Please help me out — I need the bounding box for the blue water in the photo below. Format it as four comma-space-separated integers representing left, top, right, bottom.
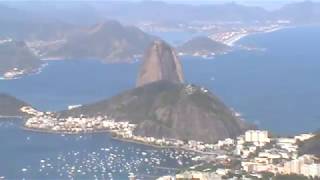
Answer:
160, 26, 320, 135
0, 119, 195, 179
0, 60, 139, 111
0, 26, 320, 179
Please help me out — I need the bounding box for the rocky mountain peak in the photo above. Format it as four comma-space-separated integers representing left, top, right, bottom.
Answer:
136, 40, 184, 87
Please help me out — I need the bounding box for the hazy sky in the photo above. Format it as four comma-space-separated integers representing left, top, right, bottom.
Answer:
141, 0, 318, 9
0, 0, 318, 9
126, 0, 318, 3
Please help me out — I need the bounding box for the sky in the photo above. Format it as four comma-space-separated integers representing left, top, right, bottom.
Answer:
123, 0, 319, 3
142, 0, 319, 9
0, 0, 318, 9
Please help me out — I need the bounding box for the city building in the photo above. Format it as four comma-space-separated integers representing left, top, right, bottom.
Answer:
245, 130, 270, 143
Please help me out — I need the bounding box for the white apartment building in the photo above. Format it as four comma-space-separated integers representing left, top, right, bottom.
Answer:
245, 130, 270, 143
283, 155, 320, 177
301, 163, 320, 178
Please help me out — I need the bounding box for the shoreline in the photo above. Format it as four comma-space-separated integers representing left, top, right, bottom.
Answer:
0, 62, 48, 81
23, 126, 184, 150
225, 26, 293, 47
185, 25, 294, 57
22, 126, 213, 155
0, 115, 23, 120
22, 126, 113, 135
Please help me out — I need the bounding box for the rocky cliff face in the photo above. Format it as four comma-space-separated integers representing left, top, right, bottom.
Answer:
136, 40, 184, 87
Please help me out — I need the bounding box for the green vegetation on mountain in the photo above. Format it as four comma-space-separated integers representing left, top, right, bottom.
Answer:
46, 21, 155, 62
0, 94, 28, 117
61, 81, 252, 143
299, 133, 320, 157
0, 40, 41, 75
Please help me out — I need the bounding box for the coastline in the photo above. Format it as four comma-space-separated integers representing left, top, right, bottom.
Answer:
0, 115, 23, 119
0, 62, 48, 81
40, 57, 65, 61
225, 33, 250, 46
22, 126, 213, 155
112, 136, 216, 155
22, 126, 113, 135
23, 126, 183, 150
226, 26, 293, 47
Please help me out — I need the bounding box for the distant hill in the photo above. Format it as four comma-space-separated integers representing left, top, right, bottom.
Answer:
92, 1, 269, 23
178, 36, 230, 56
0, 94, 29, 117
45, 21, 156, 62
0, 40, 41, 76
299, 133, 320, 157
274, 1, 320, 24
94, 1, 320, 25
1, 1, 102, 26
1, 1, 320, 39
0, 4, 74, 40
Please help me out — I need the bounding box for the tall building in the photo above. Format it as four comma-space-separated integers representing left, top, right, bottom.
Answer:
245, 130, 270, 143
283, 155, 320, 177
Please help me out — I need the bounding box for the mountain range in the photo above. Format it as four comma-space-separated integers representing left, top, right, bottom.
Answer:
0, 4, 73, 41
90, 1, 320, 24
0, 1, 319, 66
1, 1, 319, 33
273, 1, 320, 24
44, 21, 156, 62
